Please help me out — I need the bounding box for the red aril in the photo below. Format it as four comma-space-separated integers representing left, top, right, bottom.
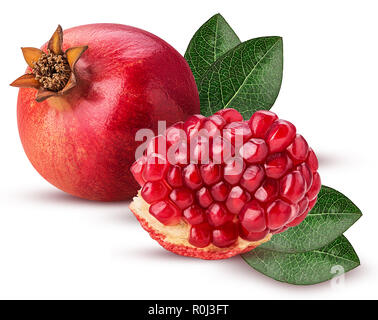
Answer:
307, 172, 321, 200
248, 110, 278, 138
224, 158, 246, 185
240, 165, 265, 193
306, 149, 319, 172
141, 181, 170, 204
280, 171, 307, 204
212, 222, 239, 248
149, 201, 181, 226
207, 203, 234, 227
196, 187, 214, 208
226, 186, 250, 214
169, 187, 194, 209
265, 120, 296, 153
189, 223, 212, 248
287, 134, 309, 163
211, 181, 230, 202
183, 164, 202, 190
166, 166, 183, 188
264, 152, 293, 179
239, 138, 268, 163
215, 108, 243, 123
184, 205, 206, 225
200, 162, 222, 186
266, 199, 293, 230
254, 178, 279, 203
239, 200, 266, 233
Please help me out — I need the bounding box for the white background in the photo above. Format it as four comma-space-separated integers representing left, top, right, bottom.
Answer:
0, 0, 376, 299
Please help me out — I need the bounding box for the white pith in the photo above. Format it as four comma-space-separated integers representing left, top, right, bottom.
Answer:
130, 191, 272, 252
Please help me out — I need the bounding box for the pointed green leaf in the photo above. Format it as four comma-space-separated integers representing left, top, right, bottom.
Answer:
199, 36, 283, 118
184, 13, 241, 85
260, 186, 362, 253
242, 235, 360, 285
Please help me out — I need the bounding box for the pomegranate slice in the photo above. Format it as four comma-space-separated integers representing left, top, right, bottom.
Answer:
130, 109, 321, 260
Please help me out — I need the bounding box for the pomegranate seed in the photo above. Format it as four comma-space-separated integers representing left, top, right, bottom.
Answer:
166, 165, 183, 188
171, 140, 188, 166
183, 164, 202, 190
215, 108, 243, 123
239, 200, 266, 233
297, 196, 309, 216
149, 201, 181, 226
254, 178, 279, 203
286, 209, 310, 227
240, 226, 269, 241
280, 171, 306, 204
190, 135, 210, 164
224, 157, 246, 185
287, 134, 309, 163
207, 203, 234, 227
265, 120, 296, 153
183, 205, 206, 225
264, 152, 293, 179
296, 162, 313, 191
287, 196, 317, 228
239, 138, 268, 163
306, 148, 319, 172
184, 114, 206, 140
141, 181, 170, 204
248, 110, 278, 138
131, 156, 146, 187
208, 114, 226, 129
211, 181, 230, 202
226, 186, 250, 214
189, 223, 212, 247
202, 117, 223, 139
196, 187, 214, 208
223, 121, 253, 148
211, 136, 233, 163
146, 135, 167, 156
200, 162, 222, 186
308, 197, 317, 211
240, 165, 265, 193
212, 222, 238, 248
165, 121, 185, 147
266, 199, 293, 230
169, 187, 194, 209
307, 172, 321, 200
143, 154, 169, 182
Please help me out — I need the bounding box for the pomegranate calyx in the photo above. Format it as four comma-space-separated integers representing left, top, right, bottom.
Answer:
10, 25, 88, 102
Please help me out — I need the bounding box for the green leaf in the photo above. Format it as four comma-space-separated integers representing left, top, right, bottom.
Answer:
260, 186, 362, 253
198, 36, 283, 118
242, 235, 360, 285
184, 14, 241, 85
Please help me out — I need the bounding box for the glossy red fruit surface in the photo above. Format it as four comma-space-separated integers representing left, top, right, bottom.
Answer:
130, 108, 321, 259
149, 201, 181, 226
141, 181, 170, 204
189, 223, 212, 248
16, 24, 200, 201
265, 120, 296, 153
183, 205, 206, 225
248, 110, 278, 138
212, 222, 239, 248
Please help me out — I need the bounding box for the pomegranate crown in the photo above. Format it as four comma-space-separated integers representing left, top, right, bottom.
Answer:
10, 25, 88, 102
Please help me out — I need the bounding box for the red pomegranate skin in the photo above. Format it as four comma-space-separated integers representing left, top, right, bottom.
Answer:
17, 24, 200, 201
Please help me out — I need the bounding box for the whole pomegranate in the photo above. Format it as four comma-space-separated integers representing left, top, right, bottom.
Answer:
130, 109, 321, 260
11, 24, 200, 201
